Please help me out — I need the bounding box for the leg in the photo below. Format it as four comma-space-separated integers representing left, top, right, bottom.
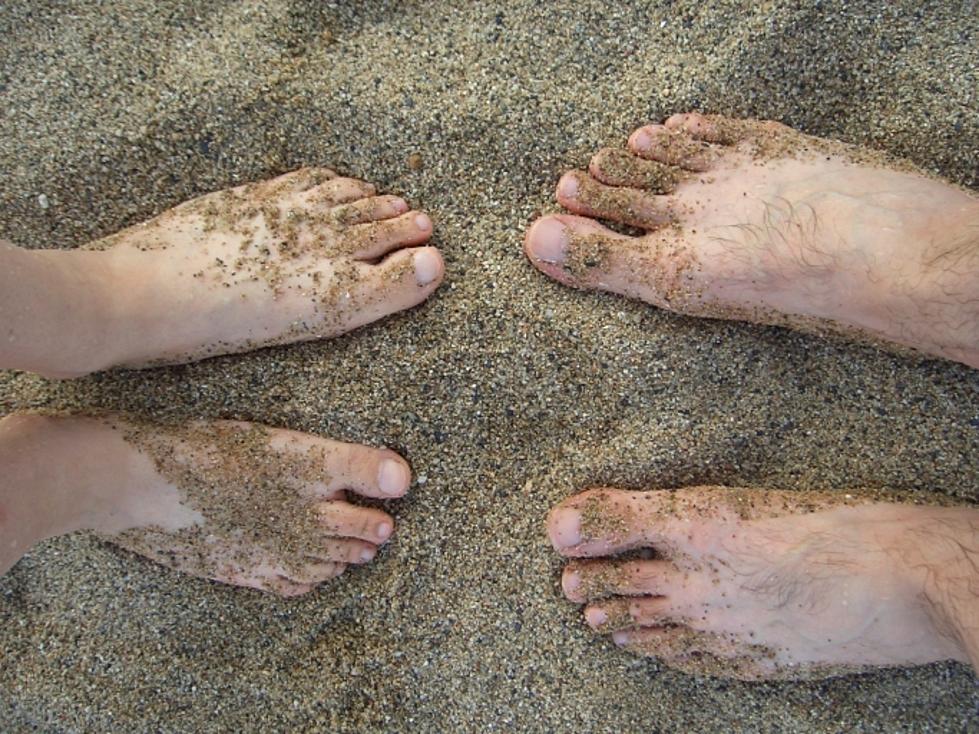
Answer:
525, 113, 979, 368
1, 168, 444, 378
0, 412, 411, 596
548, 486, 979, 679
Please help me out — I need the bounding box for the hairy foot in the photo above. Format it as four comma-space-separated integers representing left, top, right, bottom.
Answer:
0, 413, 412, 596
525, 113, 979, 368
547, 485, 979, 680
30, 168, 444, 377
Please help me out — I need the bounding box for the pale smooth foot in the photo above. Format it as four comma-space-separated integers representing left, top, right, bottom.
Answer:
547, 485, 979, 680
10, 167, 444, 378
0, 412, 412, 596
525, 113, 979, 368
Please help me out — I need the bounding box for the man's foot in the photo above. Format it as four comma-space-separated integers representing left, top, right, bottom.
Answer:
547, 486, 979, 680
525, 113, 979, 368
8, 168, 444, 378
0, 412, 411, 596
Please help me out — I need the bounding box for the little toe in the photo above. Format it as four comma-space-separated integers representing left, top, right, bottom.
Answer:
317, 538, 379, 565
330, 195, 409, 226
588, 148, 683, 193
306, 176, 377, 205
664, 112, 733, 143
288, 167, 339, 191
586, 596, 676, 631
628, 125, 717, 171
563, 559, 682, 603
612, 626, 770, 679
316, 501, 395, 544
556, 171, 674, 229
546, 488, 688, 557
347, 211, 434, 260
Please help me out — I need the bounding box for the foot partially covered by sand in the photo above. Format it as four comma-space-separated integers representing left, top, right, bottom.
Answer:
525, 113, 979, 368
0, 413, 411, 596
3, 168, 444, 378
548, 486, 979, 680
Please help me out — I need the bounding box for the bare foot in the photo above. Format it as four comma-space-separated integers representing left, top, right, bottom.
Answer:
0, 412, 412, 596
2, 168, 444, 378
547, 486, 979, 680
525, 113, 979, 368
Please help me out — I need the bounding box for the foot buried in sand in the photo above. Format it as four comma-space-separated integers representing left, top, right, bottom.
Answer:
547, 485, 979, 680
525, 112, 979, 368
0, 413, 411, 596
2, 167, 445, 378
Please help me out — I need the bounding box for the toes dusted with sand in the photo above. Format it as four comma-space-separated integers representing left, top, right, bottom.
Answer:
3, 414, 412, 597
547, 486, 978, 680
526, 112, 979, 368
79, 168, 444, 373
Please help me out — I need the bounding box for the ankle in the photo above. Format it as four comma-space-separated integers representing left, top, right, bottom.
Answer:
2, 247, 123, 378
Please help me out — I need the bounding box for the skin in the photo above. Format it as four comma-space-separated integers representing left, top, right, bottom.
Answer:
527, 113, 979, 678
0, 167, 445, 379
0, 168, 443, 594
547, 486, 979, 680
525, 112, 979, 368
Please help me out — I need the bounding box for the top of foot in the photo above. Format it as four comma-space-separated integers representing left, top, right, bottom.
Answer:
68, 168, 444, 375
525, 113, 979, 368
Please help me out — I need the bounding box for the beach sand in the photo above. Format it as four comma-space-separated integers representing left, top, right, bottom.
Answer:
1, 0, 978, 730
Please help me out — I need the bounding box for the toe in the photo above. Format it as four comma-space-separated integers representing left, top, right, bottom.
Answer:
563, 559, 682, 602
330, 195, 409, 226
316, 501, 395, 544
306, 176, 377, 205
611, 626, 769, 679
524, 214, 694, 307
588, 148, 683, 193
546, 488, 689, 557
265, 431, 412, 499
316, 538, 379, 565
664, 112, 732, 143
628, 125, 716, 171
586, 596, 676, 631
346, 211, 434, 260
556, 171, 674, 229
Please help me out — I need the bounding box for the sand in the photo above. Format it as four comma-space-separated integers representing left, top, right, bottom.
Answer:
1, 0, 978, 731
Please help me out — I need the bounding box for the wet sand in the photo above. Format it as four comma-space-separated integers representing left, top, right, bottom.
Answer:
1, 1, 978, 731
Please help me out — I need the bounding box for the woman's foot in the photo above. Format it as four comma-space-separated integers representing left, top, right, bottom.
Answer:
525, 113, 979, 368
0, 412, 411, 596
547, 486, 979, 680
2, 168, 444, 378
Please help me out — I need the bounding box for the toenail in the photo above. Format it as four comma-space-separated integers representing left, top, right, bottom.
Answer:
585, 608, 608, 628
612, 630, 628, 646
563, 571, 581, 593
415, 213, 432, 231
549, 508, 582, 547
360, 547, 376, 562
376, 521, 393, 541
528, 218, 569, 265
378, 458, 409, 496
414, 249, 441, 286
632, 130, 652, 151
558, 174, 580, 198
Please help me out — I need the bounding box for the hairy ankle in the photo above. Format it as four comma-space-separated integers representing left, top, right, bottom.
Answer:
895, 508, 979, 666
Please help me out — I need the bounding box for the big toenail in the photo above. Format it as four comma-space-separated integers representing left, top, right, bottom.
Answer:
632, 130, 652, 151
549, 508, 582, 547
586, 608, 608, 628
378, 458, 409, 496
415, 213, 432, 231
376, 521, 393, 541
414, 250, 441, 286
558, 174, 580, 198
529, 218, 569, 264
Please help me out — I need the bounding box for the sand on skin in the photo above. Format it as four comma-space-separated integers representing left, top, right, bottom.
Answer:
1, 1, 978, 731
